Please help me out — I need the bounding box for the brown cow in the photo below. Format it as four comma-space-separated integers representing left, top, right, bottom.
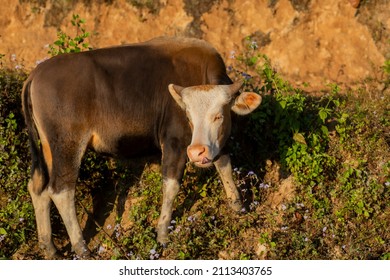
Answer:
22, 37, 261, 258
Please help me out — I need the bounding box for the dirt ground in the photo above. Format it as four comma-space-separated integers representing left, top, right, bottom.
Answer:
0, 0, 388, 90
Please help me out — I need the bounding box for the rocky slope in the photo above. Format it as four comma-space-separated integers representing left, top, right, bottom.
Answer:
0, 0, 388, 90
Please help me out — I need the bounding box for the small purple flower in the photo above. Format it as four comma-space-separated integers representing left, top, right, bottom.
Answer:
249, 201, 259, 210
127, 251, 134, 257
97, 245, 105, 254
259, 183, 270, 189
247, 171, 255, 176
150, 248, 159, 260
281, 204, 287, 211
250, 41, 258, 49
230, 50, 236, 59
385, 181, 390, 187
241, 72, 252, 80
0, 235, 5, 242
187, 216, 195, 222
174, 225, 182, 233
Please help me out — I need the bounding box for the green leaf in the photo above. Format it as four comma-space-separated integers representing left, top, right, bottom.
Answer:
0, 228, 7, 235
279, 100, 287, 109
321, 125, 329, 136
319, 109, 328, 123
293, 132, 307, 145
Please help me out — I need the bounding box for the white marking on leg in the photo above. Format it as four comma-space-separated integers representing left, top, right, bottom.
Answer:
50, 188, 89, 257
214, 154, 243, 211
157, 178, 180, 244
28, 180, 57, 258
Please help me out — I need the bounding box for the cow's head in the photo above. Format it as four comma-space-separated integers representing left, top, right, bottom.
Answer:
168, 81, 261, 168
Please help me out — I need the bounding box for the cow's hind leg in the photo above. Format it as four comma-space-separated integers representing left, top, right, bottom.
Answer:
28, 179, 58, 259
50, 188, 89, 258
48, 135, 91, 258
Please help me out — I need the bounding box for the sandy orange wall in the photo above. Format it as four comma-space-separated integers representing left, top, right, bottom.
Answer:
0, 0, 387, 89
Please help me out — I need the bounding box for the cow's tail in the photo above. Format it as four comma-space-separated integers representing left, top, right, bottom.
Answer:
22, 79, 49, 194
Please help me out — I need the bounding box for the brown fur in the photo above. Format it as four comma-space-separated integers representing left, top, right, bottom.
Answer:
192, 84, 216, 91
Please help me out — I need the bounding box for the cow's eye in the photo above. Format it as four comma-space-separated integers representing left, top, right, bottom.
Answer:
214, 114, 223, 122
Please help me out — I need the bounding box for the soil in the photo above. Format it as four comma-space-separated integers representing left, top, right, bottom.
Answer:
0, 0, 388, 90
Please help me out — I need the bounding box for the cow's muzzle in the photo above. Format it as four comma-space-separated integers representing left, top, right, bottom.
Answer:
187, 144, 213, 168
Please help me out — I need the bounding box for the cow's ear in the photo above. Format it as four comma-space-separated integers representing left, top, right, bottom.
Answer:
168, 84, 186, 110
231, 91, 262, 115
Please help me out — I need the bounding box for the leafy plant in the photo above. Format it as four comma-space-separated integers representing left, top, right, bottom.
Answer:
0, 68, 33, 259
48, 14, 92, 56
230, 37, 339, 187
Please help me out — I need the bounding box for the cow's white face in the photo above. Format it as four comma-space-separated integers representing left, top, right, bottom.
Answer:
169, 82, 262, 168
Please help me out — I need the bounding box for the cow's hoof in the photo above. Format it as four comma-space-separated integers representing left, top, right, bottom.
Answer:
40, 243, 59, 260
73, 242, 91, 259
157, 235, 169, 246
230, 199, 244, 213
157, 229, 169, 246
45, 251, 62, 260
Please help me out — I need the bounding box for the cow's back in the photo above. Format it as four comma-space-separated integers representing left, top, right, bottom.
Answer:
28, 37, 231, 157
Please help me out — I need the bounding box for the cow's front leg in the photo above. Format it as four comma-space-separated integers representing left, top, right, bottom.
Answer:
157, 137, 187, 245
157, 178, 180, 244
214, 153, 243, 212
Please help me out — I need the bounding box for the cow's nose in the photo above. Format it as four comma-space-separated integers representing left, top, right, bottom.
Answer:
187, 144, 211, 166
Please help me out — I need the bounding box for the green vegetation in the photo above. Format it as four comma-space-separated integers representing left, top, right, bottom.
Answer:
0, 63, 33, 259
48, 14, 92, 56
0, 20, 388, 260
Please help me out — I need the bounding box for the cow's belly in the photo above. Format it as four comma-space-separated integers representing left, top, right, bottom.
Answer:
90, 132, 159, 158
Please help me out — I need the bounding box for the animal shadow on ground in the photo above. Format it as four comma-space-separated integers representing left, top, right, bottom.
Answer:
78, 153, 162, 246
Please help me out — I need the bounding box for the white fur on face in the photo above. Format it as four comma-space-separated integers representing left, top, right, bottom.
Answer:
181, 86, 232, 165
